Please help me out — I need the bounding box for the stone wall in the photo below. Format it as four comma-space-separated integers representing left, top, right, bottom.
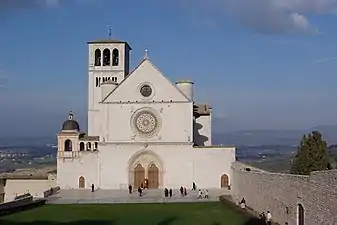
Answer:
4, 178, 56, 202
0, 179, 5, 203
232, 162, 337, 225
43, 186, 60, 198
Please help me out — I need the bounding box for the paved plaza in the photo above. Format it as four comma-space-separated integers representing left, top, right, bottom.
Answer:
47, 188, 230, 204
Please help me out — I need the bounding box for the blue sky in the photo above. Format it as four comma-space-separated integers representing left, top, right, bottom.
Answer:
0, 0, 337, 136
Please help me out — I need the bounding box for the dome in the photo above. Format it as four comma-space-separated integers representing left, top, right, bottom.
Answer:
62, 111, 80, 131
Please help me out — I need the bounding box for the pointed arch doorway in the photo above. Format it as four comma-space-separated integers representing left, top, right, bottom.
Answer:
133, 164, 145, 188
128, 150, 164, 189
148, 163, 159, 189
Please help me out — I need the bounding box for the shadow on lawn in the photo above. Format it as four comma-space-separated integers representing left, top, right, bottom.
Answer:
242, 217, 268, 225
0, 217, 178, 225
0, 221, 115, 225
211, 217, 266, 225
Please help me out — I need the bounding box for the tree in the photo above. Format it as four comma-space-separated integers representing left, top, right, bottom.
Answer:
291, 131, 330, 175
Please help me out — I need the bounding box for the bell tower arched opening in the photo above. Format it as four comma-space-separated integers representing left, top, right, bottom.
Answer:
79, 142, 85, 151
94, 49, 101, 66
64, 139, 72, 151
103, 48, 111, 66
112, 48, 119, 66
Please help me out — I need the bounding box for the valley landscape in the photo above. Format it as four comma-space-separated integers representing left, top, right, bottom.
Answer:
1, 121, 337, 174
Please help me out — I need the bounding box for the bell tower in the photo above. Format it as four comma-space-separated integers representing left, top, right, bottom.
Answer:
87, 38, 132, 136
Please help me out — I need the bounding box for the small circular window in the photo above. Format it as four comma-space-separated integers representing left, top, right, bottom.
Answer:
140, 84, 152, 97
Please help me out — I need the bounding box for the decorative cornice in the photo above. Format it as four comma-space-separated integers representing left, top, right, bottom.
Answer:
88, 68, 125, 72
100, 100, 192, 104
99, 141, 193, 146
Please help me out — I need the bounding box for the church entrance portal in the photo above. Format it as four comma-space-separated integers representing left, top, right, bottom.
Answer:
148, 164, 159, 189
298, 204, 304, 225
79, 176, 85, 188
134, 164, 145, 188
129, 150, 163, 189
220, 174, 229, 188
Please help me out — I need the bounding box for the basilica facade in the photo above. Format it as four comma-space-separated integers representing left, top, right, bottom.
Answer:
57, 39, 235, 190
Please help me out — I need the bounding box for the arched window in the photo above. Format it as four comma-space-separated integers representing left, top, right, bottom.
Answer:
112, 48, 119, 66
87, 142, 91, 150
94, 49, 101, 66
103, 48, 111, 66
79, 142, 85, 151
64, 140, 72, 152
94, 142, 98, 149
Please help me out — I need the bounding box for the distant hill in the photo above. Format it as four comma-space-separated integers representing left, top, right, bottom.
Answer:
311, 125, 337, 144
212, 121, 337, 146
212, 130, 303, 146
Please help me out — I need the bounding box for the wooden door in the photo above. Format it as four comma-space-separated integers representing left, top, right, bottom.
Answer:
79, 176, 85, 188
134, 164, 145, 188
148, 164, 159, 189
221, 174, 229, 188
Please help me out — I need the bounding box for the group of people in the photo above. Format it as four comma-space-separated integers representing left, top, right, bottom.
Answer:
239, 198, 274, 225
164, 188, 173, 197
128, 184, 144, 196
259, 211, 273, 225
197, 189, 209, 199
127, 181, 210, 199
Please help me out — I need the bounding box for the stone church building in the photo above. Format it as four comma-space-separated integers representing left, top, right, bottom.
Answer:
57, 38, 235, 190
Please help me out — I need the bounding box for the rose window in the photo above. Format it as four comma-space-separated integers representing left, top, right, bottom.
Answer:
135, 112, 157, 134
131, 108, 161, 137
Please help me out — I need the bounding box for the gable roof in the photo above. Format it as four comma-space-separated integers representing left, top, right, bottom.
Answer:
101, 58, 190, 103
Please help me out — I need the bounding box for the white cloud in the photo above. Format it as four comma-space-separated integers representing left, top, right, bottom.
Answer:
0, 0, 57, 9
178, 0, 337, 34
313, 56, 337, 64
0, 0, 91, 11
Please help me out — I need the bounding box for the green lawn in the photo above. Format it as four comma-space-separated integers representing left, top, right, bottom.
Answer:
0, 202, 254, 225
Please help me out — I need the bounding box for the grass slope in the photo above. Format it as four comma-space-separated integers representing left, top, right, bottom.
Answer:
1, 202, 251, 225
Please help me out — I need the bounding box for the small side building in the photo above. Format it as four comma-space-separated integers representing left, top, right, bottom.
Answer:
0, 168, 57, 203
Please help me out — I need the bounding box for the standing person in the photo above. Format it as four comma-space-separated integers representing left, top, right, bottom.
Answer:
164, 188, 168, 197
198, 189, 202, 199
138, 187, 142, 197
240, 198, 246, 209
91, 184, 95, 192
169, 189, 172, 197
184, 187, 187, 196
266, 211, 272, 225
180, 186, 184, 197
205, 189, 209, 199
192, 182, 196, 191
128, 185, 132, 194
